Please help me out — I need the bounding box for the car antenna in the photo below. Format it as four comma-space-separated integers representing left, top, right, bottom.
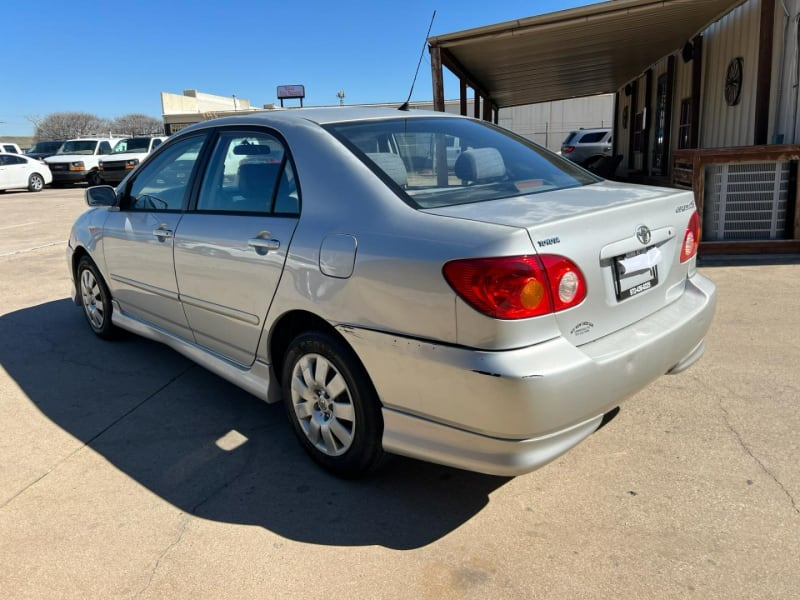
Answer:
399, 10, 437, 112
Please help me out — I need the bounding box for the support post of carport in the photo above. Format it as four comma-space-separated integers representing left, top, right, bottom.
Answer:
430, 45, 445, 112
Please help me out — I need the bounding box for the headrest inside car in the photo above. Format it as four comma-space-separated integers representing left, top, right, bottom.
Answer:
454, 147, 506, 182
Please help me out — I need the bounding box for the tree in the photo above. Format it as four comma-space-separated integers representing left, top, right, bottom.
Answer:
29, 111, 164, 141
32, 112, 112, 140
111, 113, 164, 136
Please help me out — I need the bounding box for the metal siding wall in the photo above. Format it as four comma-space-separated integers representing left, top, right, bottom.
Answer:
701, 0, 761, 148
773, 0, 800, 143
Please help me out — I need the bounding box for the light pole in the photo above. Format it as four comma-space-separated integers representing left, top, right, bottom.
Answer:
336, 90, 345, 106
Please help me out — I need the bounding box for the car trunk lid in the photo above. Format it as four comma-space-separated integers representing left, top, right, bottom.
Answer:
422, 181, 698, 346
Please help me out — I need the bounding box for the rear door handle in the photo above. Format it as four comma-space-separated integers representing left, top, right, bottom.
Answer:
248, 237, 280, 253
153, 228, 173, 239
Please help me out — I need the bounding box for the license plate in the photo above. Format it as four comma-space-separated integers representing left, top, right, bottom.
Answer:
613, 247, 659, 301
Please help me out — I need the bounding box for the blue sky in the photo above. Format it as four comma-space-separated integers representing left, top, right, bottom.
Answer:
1, 0, 601, 136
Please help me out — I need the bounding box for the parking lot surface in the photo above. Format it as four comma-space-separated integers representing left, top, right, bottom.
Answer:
1, 186, 798, 599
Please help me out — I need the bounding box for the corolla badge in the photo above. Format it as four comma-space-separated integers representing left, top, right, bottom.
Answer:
635, 225, 652, 245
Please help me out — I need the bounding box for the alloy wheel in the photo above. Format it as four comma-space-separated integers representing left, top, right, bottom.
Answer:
290, 353, 356, 456
80, 268, 105, 330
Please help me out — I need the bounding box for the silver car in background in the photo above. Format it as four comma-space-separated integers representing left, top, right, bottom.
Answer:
560, 127, 613, 167
67, 107, 716, 478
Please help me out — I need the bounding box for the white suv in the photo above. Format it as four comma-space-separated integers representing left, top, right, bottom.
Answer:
45, 137, 117, 186
98, 136, 167, 185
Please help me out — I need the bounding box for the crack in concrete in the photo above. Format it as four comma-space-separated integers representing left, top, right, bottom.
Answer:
135, 512, 192, 598
134, 455, 257, 597
0, 240, 67, 258
712, 390, 800, 517
0, 364, 197, 511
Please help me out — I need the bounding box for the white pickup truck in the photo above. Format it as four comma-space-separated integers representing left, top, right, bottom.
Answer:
45, 137, 117, 186
98, 136, 166, 185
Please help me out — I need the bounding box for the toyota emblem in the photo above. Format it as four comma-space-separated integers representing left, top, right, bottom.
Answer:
636, 225, 652, 245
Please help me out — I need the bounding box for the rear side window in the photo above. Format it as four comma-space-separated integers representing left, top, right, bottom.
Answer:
562, 132, 578, 145
577, 132, 608, 144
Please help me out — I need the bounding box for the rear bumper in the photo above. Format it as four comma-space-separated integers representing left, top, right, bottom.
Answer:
340, 272, 716, 476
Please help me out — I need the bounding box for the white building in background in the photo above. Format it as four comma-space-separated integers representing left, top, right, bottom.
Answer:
160, 89, 612, 153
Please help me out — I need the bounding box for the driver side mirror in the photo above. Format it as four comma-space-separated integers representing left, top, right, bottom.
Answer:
86, 185, 118, 207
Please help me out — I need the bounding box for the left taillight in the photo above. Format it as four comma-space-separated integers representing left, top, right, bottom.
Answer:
442, 254, 587, 320
680, 211, 701, 263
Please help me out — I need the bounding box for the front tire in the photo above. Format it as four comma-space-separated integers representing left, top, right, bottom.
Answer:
77, 256, 117, 339
28, 173, 45, 192
282, 331, 385, 478
87, 170, 102, 187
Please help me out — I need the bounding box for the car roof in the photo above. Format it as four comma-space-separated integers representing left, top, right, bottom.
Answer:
569, 127, 611, 134
178, 106, 464, 135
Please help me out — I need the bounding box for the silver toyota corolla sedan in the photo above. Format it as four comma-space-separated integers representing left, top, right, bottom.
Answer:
67, 107, 716, 478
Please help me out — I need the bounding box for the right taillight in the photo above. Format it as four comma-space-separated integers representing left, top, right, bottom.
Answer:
442, 254, 586, 320
680, 211, 701, 263
562, 146, 575, 154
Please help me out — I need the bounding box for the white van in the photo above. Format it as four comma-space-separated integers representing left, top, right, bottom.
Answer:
1, 143, 23, 154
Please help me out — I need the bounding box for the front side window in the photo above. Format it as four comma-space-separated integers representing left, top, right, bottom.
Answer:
326, 117, 598, 209
126, 135, 206, 211
196, 131, 298, 214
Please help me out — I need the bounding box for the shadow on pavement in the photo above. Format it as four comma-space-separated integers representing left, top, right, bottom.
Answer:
0, 299, 509, 549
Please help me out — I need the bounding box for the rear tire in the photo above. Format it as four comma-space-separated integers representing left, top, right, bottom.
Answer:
28, 173, 45, 192
77, 256, 117, 339
282, 331, 385, 478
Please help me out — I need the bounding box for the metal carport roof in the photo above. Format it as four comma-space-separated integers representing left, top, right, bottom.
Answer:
428, 0, 747, 108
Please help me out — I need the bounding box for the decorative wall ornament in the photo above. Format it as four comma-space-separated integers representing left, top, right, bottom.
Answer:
725, 57, 743, 107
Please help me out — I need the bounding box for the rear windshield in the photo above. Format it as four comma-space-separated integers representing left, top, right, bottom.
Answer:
325, 117, 598, 209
